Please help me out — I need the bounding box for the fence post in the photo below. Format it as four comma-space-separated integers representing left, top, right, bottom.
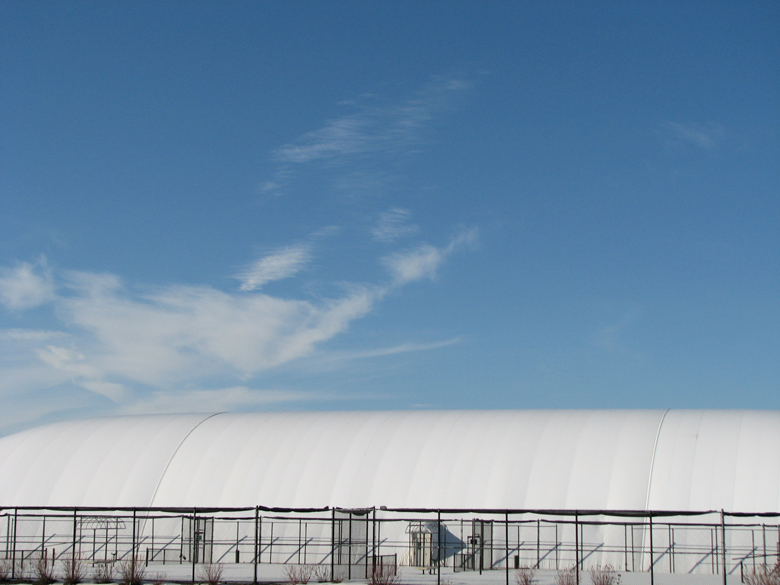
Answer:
624, 524, 628, 572
11, 508, 17, 580
649, 513, 654, 585
331, 508, 336, 582
132, 509, 137, 560
73, 508, 78, 560
479, 519, 483, 575
575, 512, 579, 585
372, 508, 377, 576
505, 511, 510, 585
437, 510, 442, 585
348, 512, 352, 581
191, 509, 196, 584
537, 518, 541, 568
722, 511, 727, 585
253, 507, 259, 585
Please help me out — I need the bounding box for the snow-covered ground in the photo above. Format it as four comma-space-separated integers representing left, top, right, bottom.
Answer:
91, 563, 734, 585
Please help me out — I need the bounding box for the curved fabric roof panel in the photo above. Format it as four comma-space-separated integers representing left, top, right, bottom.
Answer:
0, 410, 778, 512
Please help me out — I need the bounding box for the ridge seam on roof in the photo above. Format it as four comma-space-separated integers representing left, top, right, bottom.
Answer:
644, 409, 671, 511
147, 412, 225, 508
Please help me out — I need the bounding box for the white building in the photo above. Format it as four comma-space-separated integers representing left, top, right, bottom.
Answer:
1, 409, 778, 511
0, 410, 778, 580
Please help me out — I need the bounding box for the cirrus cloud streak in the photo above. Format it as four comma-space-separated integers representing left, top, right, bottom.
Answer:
0, 230, 473, 429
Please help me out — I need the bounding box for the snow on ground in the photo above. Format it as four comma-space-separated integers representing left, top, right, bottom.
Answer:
86, 564, 731, 585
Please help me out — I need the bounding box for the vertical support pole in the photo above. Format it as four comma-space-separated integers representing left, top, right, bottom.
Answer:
372, 509, 376, 576
505, 512, 510, 585
73, 508, 78, 560
348, 513, 352, 581
297, 518, 302, 565
763, 525, 767, 568
712, 528, 716, 574
537, 518, 541, 568
722, 511, 728, 585
253, 507, 259, 585
270, 523, 274, 563
575, 512, 580, 585
649, 514, 654, 585
11, 509, 17, 580
330, 509, 335, 582
479, 520, 483, 575
191, 509, 197, 584
132, 509, 137, 560
751, 529, 756, 572
437, 510, 442, 585
624, 524, 628, 572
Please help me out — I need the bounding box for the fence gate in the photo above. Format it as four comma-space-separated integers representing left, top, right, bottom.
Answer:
182, 516, 213, 564
407, 521, 436, 568
468, 520, 493, 571
332, 510, 370, 579
81, 517, 124, 562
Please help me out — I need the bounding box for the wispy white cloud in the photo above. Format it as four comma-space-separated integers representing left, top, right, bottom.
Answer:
0, 384, 102, 438
592, 319, 631, 352
119, 386, 323, 415
659, 122, 724, 150
384, 244, 443, 285
235, 245, 310, 291
0, 73, 481, 433
383, 227, 478, 285
0, 329, 64, 342
372, 208, 420, 243
263, 74, 472, 197
0, 265, 381, 409
55, 275, 381, 388
326, 337, 463, 362
275, 117, 373, 165
310, 225, 341, 238
590, 307, 645, 364
0, 228, 477, 416
35, 345, 127, 402
0, 327, 116, 436
0, 258, 55, 310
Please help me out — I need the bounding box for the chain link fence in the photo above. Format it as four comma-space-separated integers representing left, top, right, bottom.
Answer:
1, 507, 778, 583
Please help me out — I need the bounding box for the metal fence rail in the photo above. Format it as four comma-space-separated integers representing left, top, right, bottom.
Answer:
1, 507, 778, 584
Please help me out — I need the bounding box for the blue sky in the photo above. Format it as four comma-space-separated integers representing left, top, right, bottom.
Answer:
0, 1, 778, 436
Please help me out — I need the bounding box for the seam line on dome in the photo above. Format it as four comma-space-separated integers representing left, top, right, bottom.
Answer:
147, 412, 225, 508
644, 409, 670, 512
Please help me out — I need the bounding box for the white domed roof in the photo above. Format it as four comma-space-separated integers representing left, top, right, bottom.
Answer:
0, 410, 778, 513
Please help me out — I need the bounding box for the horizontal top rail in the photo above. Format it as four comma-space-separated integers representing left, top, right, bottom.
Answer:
1, 505, 779, 518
